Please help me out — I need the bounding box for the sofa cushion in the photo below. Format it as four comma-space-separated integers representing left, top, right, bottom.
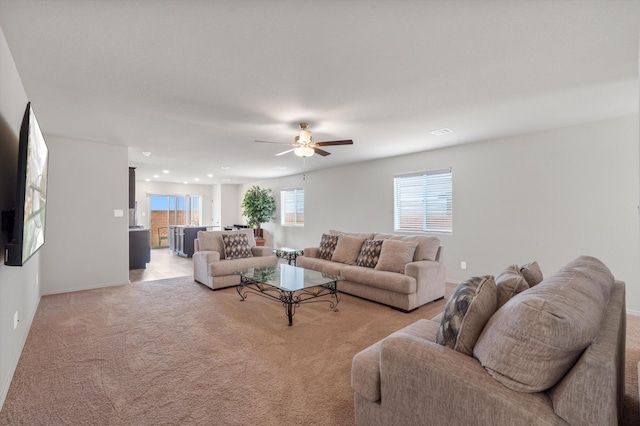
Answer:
197, 231, 226, 257
520, 260, 543, 287
221, 233, 254, 260
374, 233, 440, 261
356, 239, 384, 268
341, 265, 417, 294
209, 255, 278, 276
331, 235, 366, 265
296, 256, 344, 277
329, 229, 375, 240
473, 256, 615, 393
317, 233, 339, 260
436, 275, 497, 356
495, 265, 529, 308
374, 240, 418, 274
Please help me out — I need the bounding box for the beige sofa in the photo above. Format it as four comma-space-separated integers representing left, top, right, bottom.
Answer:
297, 231, 446, 311
352, 256, 626, 425
193, 229, 277, 290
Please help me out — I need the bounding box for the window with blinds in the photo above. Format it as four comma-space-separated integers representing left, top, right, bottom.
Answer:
281, 187, 304, 226
393, 169, 452, 233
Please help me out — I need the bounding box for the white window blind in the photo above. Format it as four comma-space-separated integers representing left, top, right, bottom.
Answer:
281, 187, 304, 226
394, 169, 452, 233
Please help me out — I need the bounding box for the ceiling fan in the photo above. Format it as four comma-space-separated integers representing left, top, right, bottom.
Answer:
255, 123, 353, 158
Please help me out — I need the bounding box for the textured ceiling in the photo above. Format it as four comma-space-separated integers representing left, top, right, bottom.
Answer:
0, 0, 638, 184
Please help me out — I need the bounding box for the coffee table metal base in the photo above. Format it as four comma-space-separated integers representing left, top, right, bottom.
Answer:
237, 277, 340, 326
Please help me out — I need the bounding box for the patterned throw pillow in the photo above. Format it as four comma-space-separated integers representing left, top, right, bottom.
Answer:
436, 275, 497, 356
221, 233, 254, 260
318, 233, 339, 260
356, 239, 383, 268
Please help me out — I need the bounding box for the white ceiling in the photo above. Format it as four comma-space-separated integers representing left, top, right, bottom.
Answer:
0, 0, 638, 185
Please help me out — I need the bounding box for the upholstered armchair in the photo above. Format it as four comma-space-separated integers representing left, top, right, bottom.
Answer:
193, 229, 277, 290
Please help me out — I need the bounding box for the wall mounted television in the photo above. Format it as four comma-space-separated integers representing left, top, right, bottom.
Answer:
4, 102, 49, 266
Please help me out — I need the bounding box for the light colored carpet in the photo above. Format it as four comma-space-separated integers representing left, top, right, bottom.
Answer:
0, 276, 638, 425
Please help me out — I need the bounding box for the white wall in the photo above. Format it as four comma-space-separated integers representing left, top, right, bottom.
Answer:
39, 137, 129, 294
242, 115, 640, 313
0, 25, 41, 409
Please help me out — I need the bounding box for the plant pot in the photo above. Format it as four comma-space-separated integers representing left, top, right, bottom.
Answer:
256, 239, 266, 247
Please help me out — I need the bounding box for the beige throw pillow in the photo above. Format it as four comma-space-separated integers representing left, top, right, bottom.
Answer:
331, 235, 366, 265
436, 275, 497, 356
520, 261, 543, 287
374, 240, 418, 274
495, 265, 529, 308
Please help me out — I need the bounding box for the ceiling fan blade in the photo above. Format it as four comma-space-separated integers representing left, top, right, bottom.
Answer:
255, 140, 291, 145
275, 149, 294, 156
315, 139, 354, 146
314, 147, 331, 156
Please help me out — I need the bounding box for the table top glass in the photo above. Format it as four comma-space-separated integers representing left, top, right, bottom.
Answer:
233, 264, 343, 292
273, 247, 302, 253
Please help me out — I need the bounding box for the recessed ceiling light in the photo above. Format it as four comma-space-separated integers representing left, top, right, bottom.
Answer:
183, 181, 188, 184
194, 178, 200, 182
221, 166, 230, 170
162, 169, 170, 174
430, 128, 453, 136
153, 174, 159, 178
142, 151, 151, 157
207, 174, 214, 178
145, 178, 150, 182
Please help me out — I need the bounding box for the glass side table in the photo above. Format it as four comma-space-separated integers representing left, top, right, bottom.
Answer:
273, 247, 304, 266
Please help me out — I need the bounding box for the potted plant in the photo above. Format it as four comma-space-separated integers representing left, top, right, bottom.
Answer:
241, 185, 276, 246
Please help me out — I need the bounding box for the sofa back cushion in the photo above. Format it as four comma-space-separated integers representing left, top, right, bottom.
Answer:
520, 260, 544, 287
374, 233, 440, 261
329, 230, 375, 240
473, 256, 615, 393
495, 265, 529, 309
197, 230, 255, 259
436, 275, 497, 356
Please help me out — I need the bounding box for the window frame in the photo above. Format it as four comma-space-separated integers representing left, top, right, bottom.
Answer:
280, 187, 305, 227
393, 168, 452, 234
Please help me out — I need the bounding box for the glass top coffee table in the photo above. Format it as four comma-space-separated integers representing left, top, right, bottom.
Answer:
232, 264, 343, 326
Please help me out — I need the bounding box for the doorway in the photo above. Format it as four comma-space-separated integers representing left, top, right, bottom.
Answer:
149, 194, 201, 248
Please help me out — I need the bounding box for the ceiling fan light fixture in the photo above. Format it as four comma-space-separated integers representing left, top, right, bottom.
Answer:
294, 146, 315, 158
298, 129, 312, 144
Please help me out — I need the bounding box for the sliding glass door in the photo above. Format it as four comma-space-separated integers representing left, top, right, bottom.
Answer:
149, 194, 201, 248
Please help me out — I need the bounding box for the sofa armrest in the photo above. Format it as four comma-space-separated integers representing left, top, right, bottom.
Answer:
377, 334, 558, 425
193, 250, 220, 285
301, 247, 319, 258
252, 246, 274, 257
405, 260, 446, 303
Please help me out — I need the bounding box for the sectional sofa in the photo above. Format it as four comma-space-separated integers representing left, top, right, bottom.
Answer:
297, 230, 446, 311
351, 256, 626, 425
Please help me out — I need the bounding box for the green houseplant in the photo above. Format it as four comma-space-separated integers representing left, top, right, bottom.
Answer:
241, 186, 276, 243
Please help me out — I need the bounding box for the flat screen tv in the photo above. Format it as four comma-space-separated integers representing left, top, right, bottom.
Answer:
4, 102, 49, 266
